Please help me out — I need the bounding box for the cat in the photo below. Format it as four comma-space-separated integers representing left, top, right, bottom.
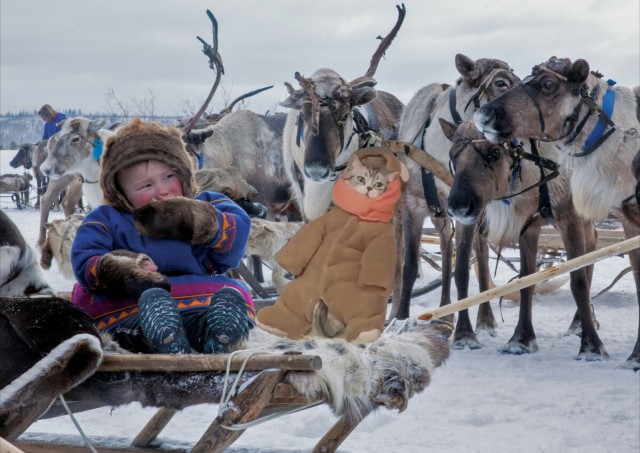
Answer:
343, 155, 400, 198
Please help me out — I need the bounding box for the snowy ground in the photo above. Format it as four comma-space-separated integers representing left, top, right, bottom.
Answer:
1, 149, 639, 452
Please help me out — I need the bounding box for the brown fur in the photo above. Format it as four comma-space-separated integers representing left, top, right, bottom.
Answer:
96, 250, 170, 300
195, 166, 258, 200
133, 197, 219, 245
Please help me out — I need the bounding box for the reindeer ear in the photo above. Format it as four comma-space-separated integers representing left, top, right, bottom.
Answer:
455, 54, 476, 80
567, 59, 590, 84
439, 118, 459, 142
279, 83, 304, 109
350, 81, 378, 106
398, 162, 409, 183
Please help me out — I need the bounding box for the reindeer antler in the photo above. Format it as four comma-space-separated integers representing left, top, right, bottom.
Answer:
184, 9, 224, 134
350, 3, 406, 86
295, 71, 320, 135
218, 85, 274, 116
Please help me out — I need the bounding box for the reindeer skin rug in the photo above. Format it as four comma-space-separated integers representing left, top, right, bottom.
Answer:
63, 320, 451, 422
1, 317, 450, 440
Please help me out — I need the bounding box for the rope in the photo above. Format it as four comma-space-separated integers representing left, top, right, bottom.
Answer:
58, 395, 98, 453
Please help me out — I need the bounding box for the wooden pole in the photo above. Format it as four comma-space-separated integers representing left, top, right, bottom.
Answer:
99, 353, 322, 372
0, 437, 26, 453
418, 235, 640, 321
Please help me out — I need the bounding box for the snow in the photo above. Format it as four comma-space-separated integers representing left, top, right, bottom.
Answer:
1, 149, 639, 452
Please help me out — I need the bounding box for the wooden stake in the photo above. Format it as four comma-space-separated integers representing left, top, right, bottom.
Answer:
418, 235, 640, 321
0, 437, 26, 453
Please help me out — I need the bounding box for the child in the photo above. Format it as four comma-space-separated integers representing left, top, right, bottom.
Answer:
71, 118, 254, 354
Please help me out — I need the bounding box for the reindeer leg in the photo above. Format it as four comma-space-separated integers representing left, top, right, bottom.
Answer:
453, 222, 481, 349
473, 233, 497, 335
499, 224, 541, 354
390, 197, 427, 320
557, 217, 607, 359
620, 218, 640, 371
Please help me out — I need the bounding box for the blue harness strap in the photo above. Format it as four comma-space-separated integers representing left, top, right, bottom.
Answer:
582, 79, 616, 151
92, 137, 103, 161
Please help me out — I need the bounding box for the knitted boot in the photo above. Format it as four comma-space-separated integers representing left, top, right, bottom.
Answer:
203, 287, 250, 354
138, 288, 192, 354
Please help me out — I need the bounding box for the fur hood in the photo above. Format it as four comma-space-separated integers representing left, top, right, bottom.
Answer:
100, 118, 198, 212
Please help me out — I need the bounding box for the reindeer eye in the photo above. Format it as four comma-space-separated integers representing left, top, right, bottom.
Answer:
71, 137, 80, 143
488, 148, 501, 163
495, 80, 507, 88
541, 79, 557, 92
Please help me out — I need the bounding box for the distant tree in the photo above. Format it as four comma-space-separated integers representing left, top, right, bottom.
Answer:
10, 140, 18, 149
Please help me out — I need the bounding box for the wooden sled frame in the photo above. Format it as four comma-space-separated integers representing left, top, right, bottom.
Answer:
13, 353, 367, 453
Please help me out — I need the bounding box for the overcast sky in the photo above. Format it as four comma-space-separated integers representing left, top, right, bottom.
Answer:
1, 0, 638, 118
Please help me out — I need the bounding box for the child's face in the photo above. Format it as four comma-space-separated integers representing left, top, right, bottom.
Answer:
117, 160, 184, 209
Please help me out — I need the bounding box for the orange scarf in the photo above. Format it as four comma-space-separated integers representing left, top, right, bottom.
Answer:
332, 177, 401, 222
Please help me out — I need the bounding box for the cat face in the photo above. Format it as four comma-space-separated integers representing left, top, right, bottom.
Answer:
343, 156, 399, 198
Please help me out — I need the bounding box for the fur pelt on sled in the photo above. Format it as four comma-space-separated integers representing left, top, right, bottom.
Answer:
65, 320, 451, 422
0, 297, 103, 440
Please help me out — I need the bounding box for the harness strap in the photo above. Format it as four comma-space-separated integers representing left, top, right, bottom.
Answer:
530, 140, 554, 222
571, 79, 617, 157
448, 89, 463, 125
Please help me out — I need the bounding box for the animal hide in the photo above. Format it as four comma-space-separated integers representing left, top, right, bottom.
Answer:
0, 297, 103, 440
96, 250, 170, 300
133, 197, 219, 244
60, 320, 451, 423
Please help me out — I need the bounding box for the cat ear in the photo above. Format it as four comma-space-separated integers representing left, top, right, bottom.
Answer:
386, 171, 400, 182
398, 162, 410, 183
344, 155, 363, 178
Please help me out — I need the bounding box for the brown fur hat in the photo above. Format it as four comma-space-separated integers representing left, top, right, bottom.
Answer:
101, 118, 198, 212
347, 147, 410, 184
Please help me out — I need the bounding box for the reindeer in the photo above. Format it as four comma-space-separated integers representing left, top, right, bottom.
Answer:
280, 4, 406, 222
474, 56, 640, 370
40, 214, 84, 280
441, 119, 604, 357
184, 109, 298, 221
392, 54, 521, 333
10, 141, 48, 208
0, 173, 31, 208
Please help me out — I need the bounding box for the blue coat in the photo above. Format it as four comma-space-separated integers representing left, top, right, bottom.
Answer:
71, 192, 254, 330
42, 112, 67, 140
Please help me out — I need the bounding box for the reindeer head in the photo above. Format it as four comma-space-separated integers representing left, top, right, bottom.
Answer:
40, 117, 107, 178
475, 56, 592, 144
280, 4, 406, 183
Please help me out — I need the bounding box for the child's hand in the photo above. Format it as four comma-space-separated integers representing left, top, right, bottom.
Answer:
140, 257, 158, 273
132, 197, 219, 244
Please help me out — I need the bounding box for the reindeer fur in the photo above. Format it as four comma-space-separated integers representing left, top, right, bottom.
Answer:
245, 218, 302, 293
393, 54, 521, 325
475, 56, 640, 369
0, 211, 54, 297
40, 214, 84, 279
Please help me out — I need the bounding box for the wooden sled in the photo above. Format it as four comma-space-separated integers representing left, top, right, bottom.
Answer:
12, 316, 451, 453
12, 353, 365, 453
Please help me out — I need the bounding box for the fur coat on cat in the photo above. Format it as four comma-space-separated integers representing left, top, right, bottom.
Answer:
256, 147, 408, 343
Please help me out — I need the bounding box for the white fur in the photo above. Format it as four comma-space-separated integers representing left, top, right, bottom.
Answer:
0, 334, 103, 407
0, 244, 53, 297
246, 320, 449, 420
